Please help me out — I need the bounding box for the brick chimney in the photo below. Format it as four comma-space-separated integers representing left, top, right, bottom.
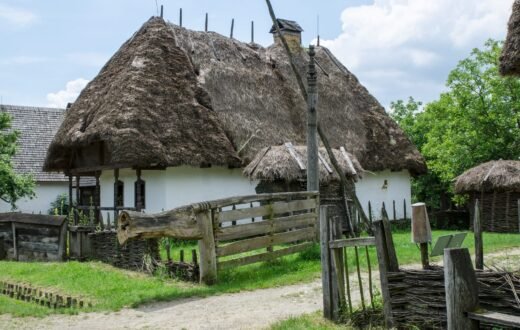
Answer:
270, 19, 303, 52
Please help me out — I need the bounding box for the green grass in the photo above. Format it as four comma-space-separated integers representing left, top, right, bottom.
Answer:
0, 230, 518, 317
270, 311, 350, 330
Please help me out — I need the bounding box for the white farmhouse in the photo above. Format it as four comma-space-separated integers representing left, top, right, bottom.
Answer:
43, 17, 425, 224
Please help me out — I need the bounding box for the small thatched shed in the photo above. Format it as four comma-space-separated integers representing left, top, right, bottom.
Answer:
500, 0, 520, 76
245, 144, 364, 230
454, 160, 520, 232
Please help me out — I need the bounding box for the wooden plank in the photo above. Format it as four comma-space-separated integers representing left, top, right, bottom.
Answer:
285, 142, 306, 170
330, 215, 345, 321
318, 151, 333, 174
339, 147, 357, 175
216, 227, 315, 257
218, 242, 313, 270
190, 191, 319, 212
198, 210, 217, 285
320, 206, 333, 319
216, 213, 316, 241
444, 248, 479, 330
467, 311, 520, 328
329, 237, 375, 249
217, 199, 317, 223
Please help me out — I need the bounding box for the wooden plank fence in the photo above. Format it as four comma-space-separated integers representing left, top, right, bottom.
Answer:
118, 191, 320, 284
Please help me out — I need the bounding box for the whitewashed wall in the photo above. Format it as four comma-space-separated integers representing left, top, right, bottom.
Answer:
0, 182, 68, 214
99, 166, 258, 222
355, 170, 412, 220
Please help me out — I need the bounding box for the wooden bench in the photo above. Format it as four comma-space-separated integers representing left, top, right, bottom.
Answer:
467, 311, 520, 328
444, 248, 520, 330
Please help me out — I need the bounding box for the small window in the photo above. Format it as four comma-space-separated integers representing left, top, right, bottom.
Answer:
135, 179, 146, 210
115, 180, 124, 207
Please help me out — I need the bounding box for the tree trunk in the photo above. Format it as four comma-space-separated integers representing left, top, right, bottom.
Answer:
117, 206, 201, 244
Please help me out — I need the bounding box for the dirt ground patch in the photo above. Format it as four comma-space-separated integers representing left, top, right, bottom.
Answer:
1, 247, 517, 330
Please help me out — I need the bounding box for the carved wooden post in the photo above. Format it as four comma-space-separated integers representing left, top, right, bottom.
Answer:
474, 199, 483, 270
444, 248, 479, 330
198, 210, 217, 285
307, 45, 319, 192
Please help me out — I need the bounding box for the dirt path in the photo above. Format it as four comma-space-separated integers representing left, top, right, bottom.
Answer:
1, 247, 518, 330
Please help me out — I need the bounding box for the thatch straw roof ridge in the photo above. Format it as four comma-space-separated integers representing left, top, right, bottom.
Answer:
244, 145, 363, 184
169, 22, 426, 175
44, 17, 240, 171
454, 160, 520, 193
45, 17, 426, 175
500, 0, 520, 76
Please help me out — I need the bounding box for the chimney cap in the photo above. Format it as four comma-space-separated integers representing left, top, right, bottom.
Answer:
269, 19, 303, 34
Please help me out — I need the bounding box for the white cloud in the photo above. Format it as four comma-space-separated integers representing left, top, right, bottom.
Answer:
0, 4, 36, 28
46, 79, 89, 108
321, 0, 512, 107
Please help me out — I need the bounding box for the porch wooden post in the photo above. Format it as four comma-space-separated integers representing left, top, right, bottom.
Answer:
95, 172, 100, 224
135, 169, 142, 212
198, 210, 217, 285
75, 176, 80, 225
68, 175, 73, 218
113, 169, 119, 227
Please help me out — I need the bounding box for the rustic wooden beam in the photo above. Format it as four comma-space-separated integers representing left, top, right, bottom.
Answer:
373, 220, 394, 328
329, 237, 375, 249
116, 206, 201, 244
444, 248, 479, 330
467, 311, 520, 328
198, 210, 217, 284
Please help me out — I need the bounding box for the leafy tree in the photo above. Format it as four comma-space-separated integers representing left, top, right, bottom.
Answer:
0, 109, 35, 208
390, 40, 520, 209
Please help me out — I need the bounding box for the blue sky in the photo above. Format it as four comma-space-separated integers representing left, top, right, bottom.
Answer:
0, 0, 513, 109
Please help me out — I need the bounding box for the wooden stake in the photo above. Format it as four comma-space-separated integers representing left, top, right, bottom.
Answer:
205, 13, 208, 32
344, 248, 352, 314
354, 246, 365, 310
474, 199, 483, 270
179, 8, 183, 27
160, 5, 163, 18
198, 210, 217, 285
365, 246, 375, 309
230, 18, 234, 39
251, 21, 254, 43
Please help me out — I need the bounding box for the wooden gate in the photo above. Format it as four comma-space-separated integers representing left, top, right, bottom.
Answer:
320, 205, 390, 322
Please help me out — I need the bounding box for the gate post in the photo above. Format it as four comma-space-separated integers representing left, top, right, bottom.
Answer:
198, 210, 217, 285
320, 205, 333, 319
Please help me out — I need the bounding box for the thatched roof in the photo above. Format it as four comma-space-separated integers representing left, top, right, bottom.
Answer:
44, 18, 240, 171
244, 145, 363, 183
454, 160, 520, 193
500, 0, 520, 75
45, 17, 426, 175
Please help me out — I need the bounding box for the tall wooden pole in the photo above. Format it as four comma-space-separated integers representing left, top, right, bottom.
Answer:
205, 13, 208, 32
264, 0, 368, 234
307, 45, 319, 192
179, 8, 183, 27
230, 18, 234, 39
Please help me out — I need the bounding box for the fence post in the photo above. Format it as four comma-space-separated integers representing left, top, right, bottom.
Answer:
330, 215, 345, 321
474, 199, 483, 270
198, 209, 217, 285
444, 248, 479, 330
373, 219, 394, 328
320, 205, 333, 319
